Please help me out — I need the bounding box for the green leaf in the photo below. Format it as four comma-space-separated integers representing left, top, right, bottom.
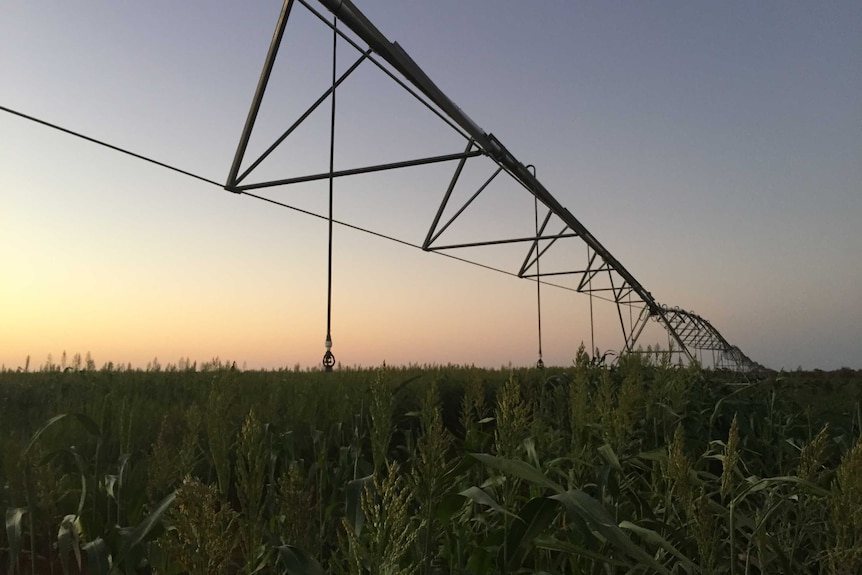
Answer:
760, 530, 793, 574
709, 380, 766, 428
68, 447, 89, 519
26, 413, 101, 454
479, 473, 507, 490
550, 490, 670, 574
437, 492, 467, 524
501, 497, 560, 570
534, 536, 629, 568
523, 437, 539, 467
114, 490, 176, 566
57, 514, 82, 575
82, 538, 110, 575
619, 520, 698, 572
105, 475, 119, 501
278, 545, 326, 575
116, 452, 131, 488
470, 453, 564, 492
5, 507, 26, 575
471, 453, 666, 572
597, 443, 622, 471
732, 476, 830, 507
346, 475, 373, 537
442, 452, 478, 482
458, 486, 519, 520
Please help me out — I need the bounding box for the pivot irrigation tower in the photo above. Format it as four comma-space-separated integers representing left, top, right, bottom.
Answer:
224, 0, 762, 372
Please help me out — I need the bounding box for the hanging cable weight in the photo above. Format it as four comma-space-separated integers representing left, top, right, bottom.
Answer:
527, 165, 544, 369
322, 14, 338, 372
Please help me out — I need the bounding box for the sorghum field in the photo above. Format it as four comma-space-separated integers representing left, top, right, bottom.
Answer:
2, 348, 861, 574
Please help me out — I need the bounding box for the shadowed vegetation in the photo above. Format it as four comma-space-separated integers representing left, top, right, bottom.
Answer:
1, 351, 861, 573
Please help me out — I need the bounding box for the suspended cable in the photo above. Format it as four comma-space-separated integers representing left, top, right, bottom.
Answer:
0, 105, 222, 188
242, 191, 615, 298
322, 15, 338, 372
1, 103, 624, 305
535, 195, 544, 368
527, 165, 543, 369
588, 245, 595, 358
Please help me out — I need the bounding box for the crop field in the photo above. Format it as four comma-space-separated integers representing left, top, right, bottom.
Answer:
2, 351, 861, 574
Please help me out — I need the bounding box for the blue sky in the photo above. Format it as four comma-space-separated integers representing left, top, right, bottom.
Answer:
2, 1, 860, 370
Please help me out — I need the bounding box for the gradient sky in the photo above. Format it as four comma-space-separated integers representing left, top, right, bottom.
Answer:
2, 1, 860, 371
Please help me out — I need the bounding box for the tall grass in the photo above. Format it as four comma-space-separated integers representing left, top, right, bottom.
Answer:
1, 359, 861, 573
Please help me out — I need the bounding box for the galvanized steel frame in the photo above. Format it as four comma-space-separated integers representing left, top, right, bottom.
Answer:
225, 0, 761, 371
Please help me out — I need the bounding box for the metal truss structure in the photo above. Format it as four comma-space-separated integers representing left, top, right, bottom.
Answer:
224, 0, 762, 372
660, 307, 761, 370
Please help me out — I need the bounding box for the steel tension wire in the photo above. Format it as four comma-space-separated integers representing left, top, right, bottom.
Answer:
527, 165, 544, 369
588, 245, 596, 358
242, 187, 596, 296
322, 14, 338, 372
1, 103, 629, 356
0, 105, 223, 188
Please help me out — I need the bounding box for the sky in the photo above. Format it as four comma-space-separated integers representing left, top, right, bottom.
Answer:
1, 1, 860, 371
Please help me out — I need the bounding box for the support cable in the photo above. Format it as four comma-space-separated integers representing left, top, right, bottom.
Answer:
322, 14, 338, 372
242, 191, 614, 297
588, 245, 595, 358
0, 105, 222, 188
0, 105, 625, 303
527, 165, 543, 369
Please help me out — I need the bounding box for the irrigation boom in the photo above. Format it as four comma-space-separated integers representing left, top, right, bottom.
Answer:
225, 0, 762, 372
